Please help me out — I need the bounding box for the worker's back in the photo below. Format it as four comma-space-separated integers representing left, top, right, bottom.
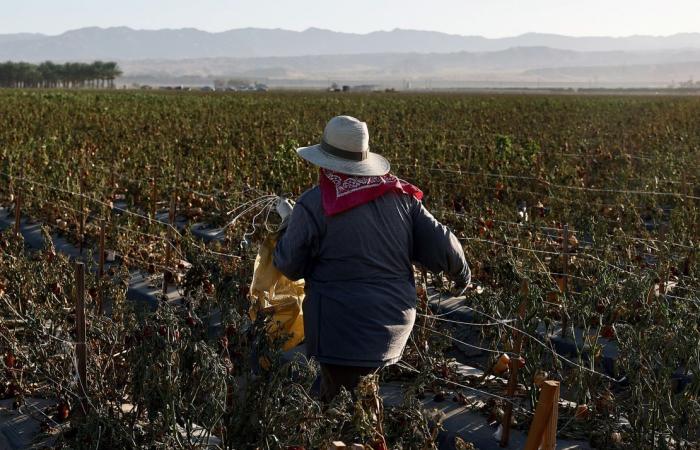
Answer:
274, 186, 468, 368
304, 186, 415, 283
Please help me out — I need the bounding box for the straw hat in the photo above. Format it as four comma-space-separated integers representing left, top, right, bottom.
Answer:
296, 115, 390, 176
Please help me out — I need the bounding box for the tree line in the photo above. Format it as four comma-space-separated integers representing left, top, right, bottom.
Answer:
0, 61, 122, 88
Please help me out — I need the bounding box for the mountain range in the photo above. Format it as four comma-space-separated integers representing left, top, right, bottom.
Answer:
2, 27, 700, 87
2, 27, 700, 61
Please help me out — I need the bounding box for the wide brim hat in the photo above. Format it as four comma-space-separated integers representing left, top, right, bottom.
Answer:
296, 115, 390, 176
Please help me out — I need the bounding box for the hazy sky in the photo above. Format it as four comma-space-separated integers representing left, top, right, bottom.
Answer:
2, 0, 698, 37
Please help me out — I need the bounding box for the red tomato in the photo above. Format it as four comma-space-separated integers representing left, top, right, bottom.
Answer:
4, 352, 15, 368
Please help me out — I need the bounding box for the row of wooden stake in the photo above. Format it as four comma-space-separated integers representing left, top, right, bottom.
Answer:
12, 176, 179, 300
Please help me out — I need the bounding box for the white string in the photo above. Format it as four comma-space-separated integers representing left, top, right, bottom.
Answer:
242, 196, 278, 243
416, 312, 516, 327
223, 195, 277, 230
441, 209, 698, 251
396, 163, 699, 198
1, 170, 272, 261
395, 360, 533, 416
417, 324, 507, 355
0, 171, 185, 238
445, 301, 626, 383
460, 236, 562, 256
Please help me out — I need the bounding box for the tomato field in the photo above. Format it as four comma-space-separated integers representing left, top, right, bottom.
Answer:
0, 90, 698, 449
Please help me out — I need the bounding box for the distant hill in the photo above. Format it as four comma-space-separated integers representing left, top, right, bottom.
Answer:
2, 27, 700, 61
119, 47, 700, 73
117, 47, 700, 84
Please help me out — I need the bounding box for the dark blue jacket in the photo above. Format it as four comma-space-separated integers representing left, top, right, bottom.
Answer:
274, 186, 469, 367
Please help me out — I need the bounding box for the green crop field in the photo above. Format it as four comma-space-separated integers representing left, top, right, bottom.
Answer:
0, 90, 698, 449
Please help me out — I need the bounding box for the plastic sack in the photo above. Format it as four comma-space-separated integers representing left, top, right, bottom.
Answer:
250, 232, 305, 351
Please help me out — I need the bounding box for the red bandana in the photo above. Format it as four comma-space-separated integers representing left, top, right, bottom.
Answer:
319, 168, 423, 216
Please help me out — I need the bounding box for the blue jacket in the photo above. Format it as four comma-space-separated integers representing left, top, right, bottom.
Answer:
273, 186, 469, 367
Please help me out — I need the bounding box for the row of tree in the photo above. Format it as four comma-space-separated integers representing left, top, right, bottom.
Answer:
0, 61, 122, 88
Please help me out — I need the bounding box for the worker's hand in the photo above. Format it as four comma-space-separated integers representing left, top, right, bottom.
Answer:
452, 279, 470, 298
275, 197, 294, 220
452, 268, 471, 297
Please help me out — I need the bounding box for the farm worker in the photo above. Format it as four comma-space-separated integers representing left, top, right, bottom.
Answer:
273, 115, 470, 402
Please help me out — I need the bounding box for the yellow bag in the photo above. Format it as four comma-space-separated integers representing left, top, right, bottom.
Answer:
250, 233, 305, 351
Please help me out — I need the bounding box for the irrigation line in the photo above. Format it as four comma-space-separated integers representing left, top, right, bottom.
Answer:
417, 324, 506, 356
431, 180, 682, 225
441, 210, 579, 234
446, 302, 626, 383
395, 360, 533, 416
429, 183, 644, 229
550, 183, 700, 200
416, 312, 516, 327
402, 164, 700, 200
44, 332, 76, 347
625, 236, 698, 251
0, 171, 185, 239
442, 209, 697, 251
578, 252, 638, 277
397, 153, 694, 186
460, 242, 699, 300
520, 269, 593, 283
460, 236, 562, 256
429, 305, 475, 318
665, 294, 700, 305
461, 235, 643, 277
24, 400, 62, 429
1, 170, 269, 262
113, 224, 186, 262
390, 135, 700, 170
92, 163, 260, 202
9, 200, 188, 271
34, 195, 187, 262
199, 247, 244, 260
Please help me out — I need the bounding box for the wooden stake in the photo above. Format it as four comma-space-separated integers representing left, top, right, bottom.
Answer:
562, 224, 569, 293
13, 184, 21, 236
162, 191, 176, 295
98, 222, 106, 279
168, 190, 176, 239
541, 382, 560, 450
74, 261, 88, 413
98, 222, 106, 314
561, 224, 570, 338
79, 182, 85, 255
500, 280, 529, 447
150, 177, 157, 219
524, 380, 560, 450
